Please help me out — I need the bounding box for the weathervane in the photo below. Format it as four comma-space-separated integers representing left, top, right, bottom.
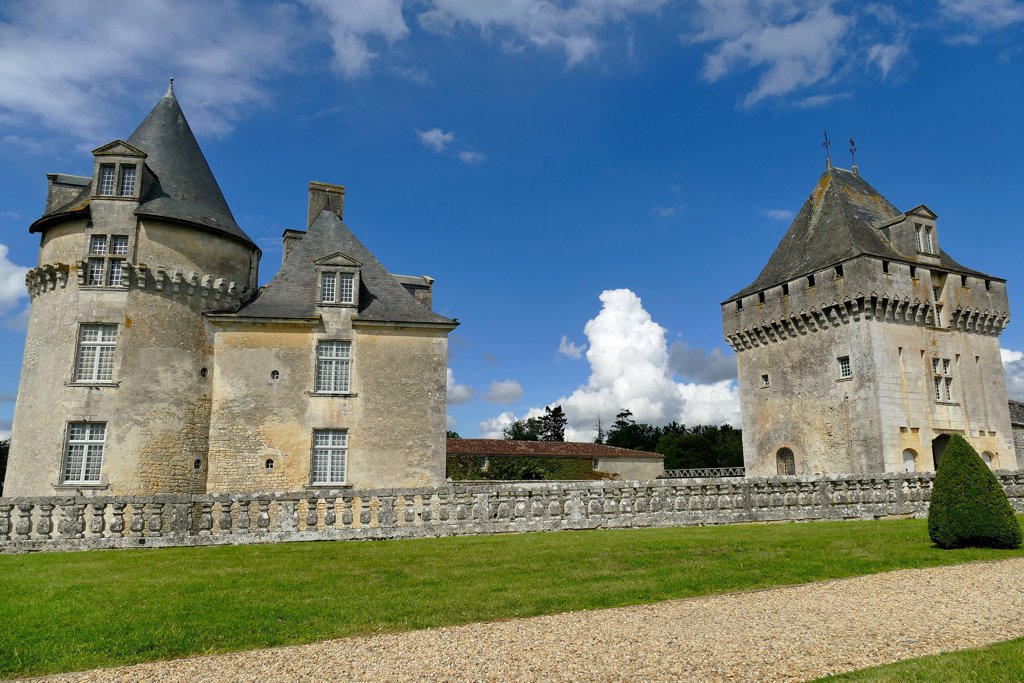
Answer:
849, 136, 859, 176
823, 129, 832, 169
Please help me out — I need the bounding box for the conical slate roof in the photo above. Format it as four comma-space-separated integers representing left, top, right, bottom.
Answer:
727, 166, 992, 301
127, 84, 256, 248
233, 210, 457, 326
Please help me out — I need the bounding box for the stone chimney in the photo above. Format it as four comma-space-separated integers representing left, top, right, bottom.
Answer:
281, 228, 306, 265
308, 181, 345, 228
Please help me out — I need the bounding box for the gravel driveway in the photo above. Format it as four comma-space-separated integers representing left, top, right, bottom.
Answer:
18, 558, 1024, 683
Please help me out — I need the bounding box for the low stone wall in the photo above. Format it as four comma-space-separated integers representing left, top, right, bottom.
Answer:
2, 472, 1022, 554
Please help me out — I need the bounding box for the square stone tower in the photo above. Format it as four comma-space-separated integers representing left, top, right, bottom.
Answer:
722, 164, 1014, 476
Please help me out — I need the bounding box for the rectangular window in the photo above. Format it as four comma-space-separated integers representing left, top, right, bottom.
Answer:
63, 422, 106, 483
834, 264, 844, 278
915, 223, 924, 252
838, 356, 852, 379
111, 235, 129, 255
932, 357, 953, 402
75, 324, 117, 382
311, 429, 347, 485
338, 273, 355, 303
107, 259, 126, 287
316, 340, 351, 393
761, 374, 770, 388
925, 226, 934, 254
320, 272, 336, 303
89, 235, 108, 254
118, 166, 136, 196
87, 258, 106, 286
98, 165, 117, 196
807, 274, 815, 287
882, 260, 890, 274
781, 283, 789, 296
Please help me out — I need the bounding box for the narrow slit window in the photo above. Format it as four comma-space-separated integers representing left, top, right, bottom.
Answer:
807, 274, 815, 287
835, 264, 844, 278
882, 260, 890, 274
758, 292, 765, 304
781, 283, 789, 296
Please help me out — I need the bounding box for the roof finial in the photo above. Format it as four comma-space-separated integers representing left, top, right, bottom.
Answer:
849, 136, 858, 176
164, 77, 175, 99
823, 129, 832, 169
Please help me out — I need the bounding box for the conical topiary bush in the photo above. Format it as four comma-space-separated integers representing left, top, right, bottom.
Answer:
928, 434, 1022, 549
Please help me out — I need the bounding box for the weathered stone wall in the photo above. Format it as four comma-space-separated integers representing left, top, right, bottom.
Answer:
724, 255, 1014, 476
2, 472, 1021, 554
596, 456, 664, 480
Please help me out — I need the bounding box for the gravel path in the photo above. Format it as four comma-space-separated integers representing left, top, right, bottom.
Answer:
19, 558, 1024, 683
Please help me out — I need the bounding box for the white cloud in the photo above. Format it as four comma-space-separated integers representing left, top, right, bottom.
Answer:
559, 335, 585, 360
762, 208, 794, 221
417, 128, 456, 153
652, 205, 682, 218
940, 0, 1024, 30
482, 289, 740, 442
478, 411, 517, 439
301, 0, 409, 77
792, 91, 852, 108
1002, 348, 1024, 400
391, 65, 433, 85
484, 379, 524, 405
0, 0, 300, 140
867, 42, 909, 77
0, 244, 30, 314
458, 150, 486, 165
418, 0, 668, 67
446, 368, 474, 405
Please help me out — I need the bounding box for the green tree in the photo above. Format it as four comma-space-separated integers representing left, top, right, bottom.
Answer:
0, 438, 8, 492
604, 409, 661, 452
537, 405, 567, 442
656, 424, 743, 470
446, 431, 461, 439
503, 417, 541, 441
928, 434, 1021, 549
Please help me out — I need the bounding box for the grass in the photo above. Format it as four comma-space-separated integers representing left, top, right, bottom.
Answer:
1, 516, 1022, 678
813, 637, 1024, 682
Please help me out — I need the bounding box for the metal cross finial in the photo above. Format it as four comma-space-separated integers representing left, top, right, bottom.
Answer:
849, 136, 857, 165
823, 129, 832, 168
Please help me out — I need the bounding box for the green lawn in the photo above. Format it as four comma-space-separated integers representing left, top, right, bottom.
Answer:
813, 637, 1024, 682
1, 517, 1022, 679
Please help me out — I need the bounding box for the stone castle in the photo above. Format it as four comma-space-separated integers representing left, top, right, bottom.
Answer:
3, 84, 456, 497
722, 162, 1016, 476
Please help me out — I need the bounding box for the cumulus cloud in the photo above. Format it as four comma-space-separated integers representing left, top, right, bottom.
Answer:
482, 289, 740, 442
0, 0, 299, 140
446, 368, 474, 405
0, 244, 30, 315
559, 335, 585, 360
417, 128, 456, 153
484, 379, 524, 405
418, 0, 668, 67
301, 0, 409, 77
668, 341, 737, 384
1002, 348, 1024, 400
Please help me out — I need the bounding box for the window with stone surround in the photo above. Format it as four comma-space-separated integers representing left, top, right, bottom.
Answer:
932, 357, 953, 402
62, 422, 106, 483
74, 324, 117, 382
776, 448, 795, 475
118, 165, 136, 196
98, 165, 117, 196
96, 162, 138, 198
315, 340, 352, 393
312, 429, 348, 485
838, 356, 852, 379
86, 234, 129, 287
319, 271, 356, 304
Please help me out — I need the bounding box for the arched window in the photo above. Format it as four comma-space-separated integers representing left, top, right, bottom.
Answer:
776, 448, 795, 475
902, 449, 917, 473
982, 452, 996, 469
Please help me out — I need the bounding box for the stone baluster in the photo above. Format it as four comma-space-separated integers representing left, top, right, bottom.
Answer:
0, 502, 13, 541
421, 494, 433, 524
401, 494, 415, 525
360, 498, 372, 526
369, 497, 382, 528
147, 503, 164, 537
89, 501, 107, 537
219, 500, 234, 534
341, 496, 354, 527
198, 502, 214, 536
437, 491, 450, 523
306, 496, 319, 530
36, 503, 54, 540
109, 503, 127, 537
129, 504, 146, 537
236, 500, 251, 534
58, 499, 79, 539
15, 503, 33, 540
256, 498, 271, 532
323, 497, 337, 529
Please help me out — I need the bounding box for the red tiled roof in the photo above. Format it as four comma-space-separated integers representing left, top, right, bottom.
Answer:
446, 439, 662, 460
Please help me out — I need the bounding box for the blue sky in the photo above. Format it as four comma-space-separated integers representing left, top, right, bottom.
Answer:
1, 0, 1023, 440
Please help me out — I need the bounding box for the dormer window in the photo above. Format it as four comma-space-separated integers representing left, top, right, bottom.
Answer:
91, 141, 146, 200
98, 165, 117, 196
338, 273, 354, 303
315, 252, 361, 307
118, 166, 136, 196
320, 272, 336, 303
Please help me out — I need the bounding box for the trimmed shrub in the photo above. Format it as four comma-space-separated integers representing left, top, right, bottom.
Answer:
928, 434, 1022, 549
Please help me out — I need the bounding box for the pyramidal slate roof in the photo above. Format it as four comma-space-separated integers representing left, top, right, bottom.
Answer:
32, 83, 256, 250
231, 210, 457, 326
727, 166, 992, 302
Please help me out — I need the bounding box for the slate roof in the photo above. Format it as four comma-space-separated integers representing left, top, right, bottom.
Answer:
31, 83, 257, 250
727, 166, 996, 302
229, 209, 457, 326
447, 439, 662, 460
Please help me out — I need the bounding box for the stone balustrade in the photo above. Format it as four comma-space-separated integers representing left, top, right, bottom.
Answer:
1, 472, 1022, 554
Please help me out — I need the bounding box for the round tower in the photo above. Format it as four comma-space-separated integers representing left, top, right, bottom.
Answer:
4, 82, 260, 496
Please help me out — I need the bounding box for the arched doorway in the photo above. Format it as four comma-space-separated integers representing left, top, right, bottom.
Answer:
776, 447, 795, 475
932, 435, 951, 470
902, 449, 917, 472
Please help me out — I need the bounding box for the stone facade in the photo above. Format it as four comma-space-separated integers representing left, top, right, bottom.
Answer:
2, 472, 1023, 554
4, 84, 455, 497
723, 165, 1015, 476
